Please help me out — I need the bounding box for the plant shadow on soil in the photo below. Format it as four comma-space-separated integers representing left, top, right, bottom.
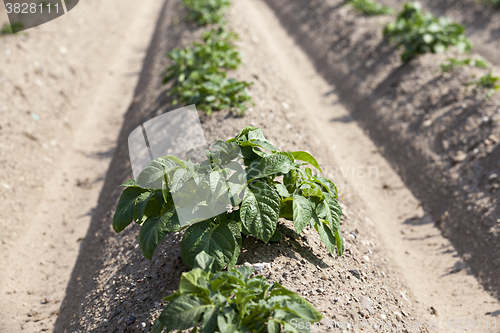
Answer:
239, 222, 329, 269
265, 0, 500, 301
52, 0, 191, 330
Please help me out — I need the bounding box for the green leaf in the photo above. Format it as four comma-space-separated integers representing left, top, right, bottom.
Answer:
181, 220, 237, 272
270, 283, 322, 323
239, 139, 278, 153
283, 301, 323, 322
292, 194, 314, 234
227, 220, 242, 269
113, 187, 146, 233
300, 183, 324, 199
168, 168, 190, 192
217, 309, 239, 332
144, 190, 165, 220
158, 294, 210, 330
423, 33, 433, 44
290, 151, 322, 172
275, 183, 290, 197
135, 191, 154, 222
268, 319, 281, 333
246, 127, 267, 141
136, 159, 167, 189
193, 251, 216, 273
324, 193, 342, 232
313, 176, 338, 198
138, 205, 181, 259
235, 126, 260, 140
120, 179, 138, 187
281, 315, 312, 333
283, 170, 298, 193
245, 154, 294, 180
179, 267, 210, 296
240, 181, 280, 243
335, 229, 345, 256
201, 306, 219, 333
311, 213, 337, 255
279, 197, 294, 220
433, 43, 446, 53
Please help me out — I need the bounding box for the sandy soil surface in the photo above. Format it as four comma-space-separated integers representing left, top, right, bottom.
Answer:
264, 0, 500, 304
51, 0, 499, 332
240, 0, 500, 327
0, 0, 163, 331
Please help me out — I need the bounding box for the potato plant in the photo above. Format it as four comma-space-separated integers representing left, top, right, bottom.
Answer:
346, 0, 394, 16
152, 252, 322, 333
469, 71, 500, 99
113, 126, 344, 273
482, 0, 500, 7
163, 28, 253, 115
384, 2, 472, 62
440, 57, 489, 72
183, 0, 231, 25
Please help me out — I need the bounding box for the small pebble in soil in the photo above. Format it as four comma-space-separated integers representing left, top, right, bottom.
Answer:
451, 151, 467, 163
360, 296, 374, 314
125, 315, 136, 326
42, 295, 53, 304
253, 263, 270, 271
349, 270, 361, 280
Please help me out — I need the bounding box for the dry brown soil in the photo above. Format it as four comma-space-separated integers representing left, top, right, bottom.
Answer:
0, 0, 163, 331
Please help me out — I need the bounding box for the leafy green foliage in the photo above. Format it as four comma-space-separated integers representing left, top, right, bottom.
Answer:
163, 28, 241, 82
113, 126, 344, 272
469, 71, 500, 99
152, 252, 322, 333
481, 0, 500, 7
0, 22, 24, 35
384, 2, 472, 62
440, 57, 489, 72
163, 28, 253, 115
183, 0, 230, 25
346, 0, 394, 16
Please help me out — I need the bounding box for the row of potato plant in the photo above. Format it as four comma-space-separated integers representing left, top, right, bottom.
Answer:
162, 0, 253, 115
348, 0, 498, 97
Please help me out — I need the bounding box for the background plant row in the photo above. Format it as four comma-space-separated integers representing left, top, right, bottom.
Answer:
162, 0, 254, 115
346, 0, 499, 97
